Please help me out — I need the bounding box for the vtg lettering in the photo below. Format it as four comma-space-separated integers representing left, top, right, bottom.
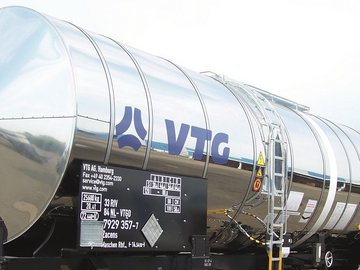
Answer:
165, 119, 230, 165
116, 106, 230, 165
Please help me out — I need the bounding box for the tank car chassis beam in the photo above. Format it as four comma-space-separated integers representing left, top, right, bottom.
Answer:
1, 232, 358, 270
0, 252, 270, 270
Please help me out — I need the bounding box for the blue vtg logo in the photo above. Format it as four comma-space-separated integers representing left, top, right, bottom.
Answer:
116, 106, 147, 151
116, 107, 230, 165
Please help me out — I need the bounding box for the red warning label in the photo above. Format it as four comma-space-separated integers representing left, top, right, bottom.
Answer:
253, 178, 262, 192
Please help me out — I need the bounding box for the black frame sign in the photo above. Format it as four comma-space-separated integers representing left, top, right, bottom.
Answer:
78, 161, 207, 252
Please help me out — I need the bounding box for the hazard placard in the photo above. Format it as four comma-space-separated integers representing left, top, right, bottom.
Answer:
257, 152, 265, 166
253, 178, 262, 192
256, 167, 263, 178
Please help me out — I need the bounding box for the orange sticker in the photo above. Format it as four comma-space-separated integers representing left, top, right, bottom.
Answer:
253, 178, 262, 192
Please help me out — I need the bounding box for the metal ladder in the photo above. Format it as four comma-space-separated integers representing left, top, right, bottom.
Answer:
202, 73, 288, 270
266, 123, 288, 270
226, 86, 289, 269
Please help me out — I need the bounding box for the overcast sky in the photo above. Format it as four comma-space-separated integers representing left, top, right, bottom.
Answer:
1, 0, 359, 131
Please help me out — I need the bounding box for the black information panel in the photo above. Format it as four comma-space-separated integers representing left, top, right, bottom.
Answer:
78, 161, 207, 252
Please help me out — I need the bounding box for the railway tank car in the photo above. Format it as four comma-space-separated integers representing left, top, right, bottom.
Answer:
0, 6, 359, 270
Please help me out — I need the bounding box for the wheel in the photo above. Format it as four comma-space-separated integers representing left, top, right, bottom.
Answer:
324, 250, 334, 269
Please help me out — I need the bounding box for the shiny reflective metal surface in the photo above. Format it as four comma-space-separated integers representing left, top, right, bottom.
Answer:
126, 47, 207, 177
0, 9, 75, 119
48, 19, 111, 122
0, 7, 76, 242
0, 6, 359, 250
90, 35, 150, 169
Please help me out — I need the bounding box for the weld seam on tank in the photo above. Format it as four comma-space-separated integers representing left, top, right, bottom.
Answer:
0, 116, 76, 120
288, 107, 328, 237
76, 115, 110, 123
328, 121, 360, 235
109, 40, 154, 170
339, 125, 360, 160
233, 84, 270, 205
51, 18, 80, 180
224, 83, 271, 207
314, 115, 353, 234
207, 76, 258, 209
163, 59, 211, 178
240, 84, 270, 144
292, 112, 338, 248
344, 126, 360, 158
52, 21, 78, 117
239, 84, 287, 200
204, 76, 260, 243
69, 24, 115, 165
40, 14, 79, 246
347, 125, 360, 139
334, 126, 360, 238
0, 7, 78, 243
233, 84, 268, 146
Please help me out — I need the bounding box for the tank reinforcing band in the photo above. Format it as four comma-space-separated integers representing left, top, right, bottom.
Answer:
108, 39, 154, 170
70, 24, 116, 165
164, 59, 211, 178
292, 112, 338, 248
235, 82, 289, 270
202, 74, 289, 270
202, 74, 270, 246
315, 116, 352, 233
204, 72, 261, 245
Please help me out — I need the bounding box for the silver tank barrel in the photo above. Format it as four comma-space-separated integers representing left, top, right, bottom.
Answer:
0, 7, 77, 242
0, 6, 359, 246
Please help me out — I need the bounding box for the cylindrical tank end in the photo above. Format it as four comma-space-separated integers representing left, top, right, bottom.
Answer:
0, 6, 76, 242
